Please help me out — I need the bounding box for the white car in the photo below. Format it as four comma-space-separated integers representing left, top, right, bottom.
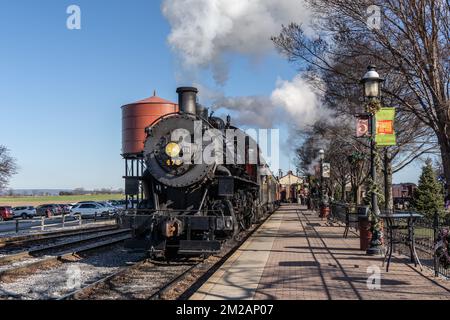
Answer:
13, 206, 36, 219
113, 200, 132, 210
97, 201, 119, 212
67, 203, 78, 210
70, 203, 110, 219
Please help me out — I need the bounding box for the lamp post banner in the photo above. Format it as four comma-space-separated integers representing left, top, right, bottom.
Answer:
375, 108, 396, 146
356, 115, 370, 137
322, 163, 331, 178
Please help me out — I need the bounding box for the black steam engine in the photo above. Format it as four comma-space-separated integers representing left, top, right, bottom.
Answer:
122, 87, 280, 258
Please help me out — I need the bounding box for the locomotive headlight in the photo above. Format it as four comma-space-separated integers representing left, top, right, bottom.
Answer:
165, 142, 181, 158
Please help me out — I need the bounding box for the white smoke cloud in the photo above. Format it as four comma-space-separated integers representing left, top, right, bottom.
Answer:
214, 95, 277, 128
201, 75, 328, 129
162, 0, 329, 133
271, 75, 328, 128
162, 0, 312, 85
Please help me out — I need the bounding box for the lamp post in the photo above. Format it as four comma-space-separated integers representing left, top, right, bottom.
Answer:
361, 65, 384, 255
319, 149, 325, 202
318, 149, 330, 218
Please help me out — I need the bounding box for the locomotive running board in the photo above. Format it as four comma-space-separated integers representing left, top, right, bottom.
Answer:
177, 240, 221, 255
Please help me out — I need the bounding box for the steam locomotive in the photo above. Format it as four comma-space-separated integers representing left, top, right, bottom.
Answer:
123, 87, 280, 258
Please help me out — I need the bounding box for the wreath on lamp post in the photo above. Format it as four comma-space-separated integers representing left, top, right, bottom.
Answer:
366, 100, 382, 114
435, 228, 450, 269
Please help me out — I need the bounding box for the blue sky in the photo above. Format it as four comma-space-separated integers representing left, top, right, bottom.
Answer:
0, 0, 420, 189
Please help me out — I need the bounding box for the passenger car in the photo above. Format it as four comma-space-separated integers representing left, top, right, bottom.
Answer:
69, 203, 110, 218
12, 206, 36, 219
0, 206, 14, 221
36, 204, 61, 216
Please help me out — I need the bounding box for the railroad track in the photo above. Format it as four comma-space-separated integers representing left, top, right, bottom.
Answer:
0, 228, 131, 265
0, 208, 277, 300
0, 230, 132, 283
58, 208, 278, 300
148, 261, 200, 300
59, 259, 201, 300
0, 224, 119, 249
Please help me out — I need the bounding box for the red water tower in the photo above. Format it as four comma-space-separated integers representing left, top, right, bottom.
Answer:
121, 92, 178, 208
122, 92, 178, 156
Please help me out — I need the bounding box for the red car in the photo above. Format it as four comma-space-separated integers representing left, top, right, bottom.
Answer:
0, 206, 14, 221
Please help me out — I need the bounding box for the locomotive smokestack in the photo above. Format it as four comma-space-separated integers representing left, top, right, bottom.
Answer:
176, 87, 198, 114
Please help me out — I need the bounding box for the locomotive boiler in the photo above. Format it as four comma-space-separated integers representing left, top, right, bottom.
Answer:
122, 87, 280, 258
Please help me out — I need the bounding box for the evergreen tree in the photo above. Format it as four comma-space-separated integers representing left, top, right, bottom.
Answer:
412, 160, 444, 218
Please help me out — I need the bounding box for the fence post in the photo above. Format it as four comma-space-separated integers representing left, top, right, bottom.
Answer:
94, 213, 97, 222
78, 214, 82, 226
41, 216, 45, 231
433, 210, 439, 277
62, 214, 65, 228
15, 219, 19, 233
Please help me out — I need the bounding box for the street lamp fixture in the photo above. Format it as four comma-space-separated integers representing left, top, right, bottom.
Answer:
360, 65, 384, 256
361, 65, 384, 99
319, 149, 325, 160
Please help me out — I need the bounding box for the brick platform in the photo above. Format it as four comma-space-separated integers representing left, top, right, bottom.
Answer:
191, 204, 450, 300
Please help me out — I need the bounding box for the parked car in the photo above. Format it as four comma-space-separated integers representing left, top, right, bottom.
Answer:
57, 204, 70, 214
97, 201, 118, 210
12, 206, 36, 219
76, 201, 114, 209
70, 203, 111, 219
108, 200, 120, 207
36, 204, 61, 217
113, 200, 132, 210
0, 206, 14, 221
67, 203, 78, 210
77, 201, 107, 207
78, 201, 117, 214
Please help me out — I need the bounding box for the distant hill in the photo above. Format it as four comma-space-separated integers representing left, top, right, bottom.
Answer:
0, 189, 72, 196
0, 189, 123, 196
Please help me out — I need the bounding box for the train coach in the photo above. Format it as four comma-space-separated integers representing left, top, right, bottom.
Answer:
121, 87, 280, 258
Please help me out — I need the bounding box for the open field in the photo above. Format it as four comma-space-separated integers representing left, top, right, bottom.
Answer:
0, 194, 124, 206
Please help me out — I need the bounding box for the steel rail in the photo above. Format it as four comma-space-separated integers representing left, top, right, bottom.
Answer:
58, 259, 149, 300
148, 262, 200, 300
0, 234, 131, 282
0, 228, 131, 264
0, 224, 119, 248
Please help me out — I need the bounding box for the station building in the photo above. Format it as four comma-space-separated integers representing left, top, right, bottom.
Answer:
279, 171, 303, 203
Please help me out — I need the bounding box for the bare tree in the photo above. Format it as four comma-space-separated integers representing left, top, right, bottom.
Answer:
0, 146, 17, 191
296, 118, 371, 204
272, 0, 450, 197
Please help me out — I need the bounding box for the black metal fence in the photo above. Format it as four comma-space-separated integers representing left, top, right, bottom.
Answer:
330, 202, 450, 279
330, 203, 360, 226
408, 214, 449, 279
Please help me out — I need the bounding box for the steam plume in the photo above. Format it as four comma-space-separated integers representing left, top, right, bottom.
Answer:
162, 0, 312, 85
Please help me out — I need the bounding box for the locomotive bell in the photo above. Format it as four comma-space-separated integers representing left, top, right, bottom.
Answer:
177, 87, 198, 114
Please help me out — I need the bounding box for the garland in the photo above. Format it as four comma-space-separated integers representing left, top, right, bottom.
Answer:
364, 176, 384, 233
363, 145, 385, 244
366, 100, 382, 114
435, 228, 450, 269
